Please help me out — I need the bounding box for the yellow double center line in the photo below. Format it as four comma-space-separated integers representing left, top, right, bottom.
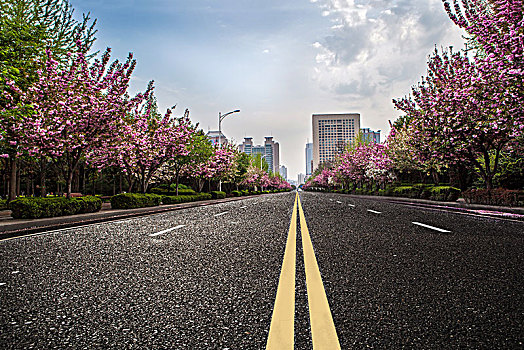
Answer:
266, 193, 340, 349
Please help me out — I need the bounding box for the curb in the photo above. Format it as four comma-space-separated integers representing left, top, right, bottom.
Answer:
0, 194, 273, 240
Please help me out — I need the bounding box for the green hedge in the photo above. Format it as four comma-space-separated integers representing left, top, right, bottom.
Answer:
231, 190, 242, 197
462, 188, 523, 206
110, 193, 162, 209
241, 190, 249, 196
150, 187, 196, 196
210, 191, 226, 199
429, 186, 461, 202
0, 199, 7, 210
10, 196, 102, 219
161, 193, 212, 204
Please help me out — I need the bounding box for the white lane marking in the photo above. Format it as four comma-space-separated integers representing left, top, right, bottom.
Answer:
214, 211, 229, 217
12, 271, 20, 274
347, 204, 355, 207
329, 199, 333, 201
240, 206, 247, 209
112, 219, 132, 224
0, 283, 6, 286
336, 201, 342, 204
412, 222, 451, 233
367, 209, 381, 214
149, 225, 186, 237
0, 222, 105, 242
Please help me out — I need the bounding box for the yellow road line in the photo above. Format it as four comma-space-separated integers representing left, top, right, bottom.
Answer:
297, 195, 341, 350
266, 193, 298, 350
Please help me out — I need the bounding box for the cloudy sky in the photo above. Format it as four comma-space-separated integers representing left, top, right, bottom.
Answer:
72, 0, 465, 181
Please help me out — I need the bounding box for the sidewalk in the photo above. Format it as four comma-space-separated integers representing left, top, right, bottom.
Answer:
0, 195, 261, 240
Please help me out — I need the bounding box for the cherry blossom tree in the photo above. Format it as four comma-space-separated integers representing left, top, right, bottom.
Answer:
15, 46, 140, 197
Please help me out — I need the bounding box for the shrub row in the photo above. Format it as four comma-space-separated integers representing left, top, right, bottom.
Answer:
306, 184, 461, 202
210, 191, 226, 199
111, 193, 162, 209
150, 187, 196, 196
462, 189, 524, 207
0, 199, 7, 210
10, 196, 102, 219
161, 193, 212, 204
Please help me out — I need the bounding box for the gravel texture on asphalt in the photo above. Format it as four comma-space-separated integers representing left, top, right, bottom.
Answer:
0, 193, 295, 349
1, 191, 523, 349
299, 191, 524, 349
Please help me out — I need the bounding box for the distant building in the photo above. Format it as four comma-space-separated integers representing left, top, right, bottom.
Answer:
361, 128, 381, 144
298, 173, 306, 185
206, 130, 228, 146
279, 165, 288, 180
305, 143, 313, 175
312, 113, 360, 170
239, 137, 280, 174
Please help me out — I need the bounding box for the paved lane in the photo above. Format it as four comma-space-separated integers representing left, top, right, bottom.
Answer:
299, 191, 524, 349
0, 193, 295, 349
1, 191, 522, 349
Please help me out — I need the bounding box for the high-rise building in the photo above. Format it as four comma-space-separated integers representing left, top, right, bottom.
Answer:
206, 130, 228, 146
239, 137, 280, 174
305, 143, 313, 175
361, 128, 381, 144
279, 165, 288, 180
298, 173, 306, 185
312, 113, 360, 170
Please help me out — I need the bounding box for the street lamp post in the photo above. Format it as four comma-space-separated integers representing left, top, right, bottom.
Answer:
217, 109, 240, 191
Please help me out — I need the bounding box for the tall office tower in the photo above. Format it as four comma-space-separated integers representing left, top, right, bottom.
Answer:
305, 142, 313, 175
312, 113, 360, 170
279, 165, 288, 180
361, 128, 381, 144
298, 173, 306, 185
239, 136, 280, 174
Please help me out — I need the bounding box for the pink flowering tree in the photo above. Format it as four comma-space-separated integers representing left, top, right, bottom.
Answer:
393, 44, 522, 189
334, 141, 394, 189
210, 144, 237, 186
241, 159, 266, 190
391, 1, 523, 189
97, 89, 192, 194
184, 143, 236, 192
15, 46, 140, 198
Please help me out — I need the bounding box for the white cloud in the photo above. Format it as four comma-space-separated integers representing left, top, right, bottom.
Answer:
311, 0, 466, 99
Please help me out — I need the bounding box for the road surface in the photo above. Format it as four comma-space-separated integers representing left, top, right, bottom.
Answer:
1, 192, 522, 349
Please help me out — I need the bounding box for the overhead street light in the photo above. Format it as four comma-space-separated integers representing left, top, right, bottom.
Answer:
218, 109, 240, 148
217, 109, 240, 192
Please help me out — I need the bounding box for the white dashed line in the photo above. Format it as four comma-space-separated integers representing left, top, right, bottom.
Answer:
0, 283, 6, 286
347, 204, 355, 207
367, 209, 381, 214
412, 222, 451, 233
336, 201, 342, 204
112, 219, 132, 224
214, 211, 229, 217
11, 271, 20, 274
240, 206, 247, 209
149, 224, 186, 237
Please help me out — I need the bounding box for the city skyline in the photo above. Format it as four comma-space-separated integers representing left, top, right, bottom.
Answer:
72, 0, 466, 180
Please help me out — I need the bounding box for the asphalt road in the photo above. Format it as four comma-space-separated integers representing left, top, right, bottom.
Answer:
1, 191, 523, 349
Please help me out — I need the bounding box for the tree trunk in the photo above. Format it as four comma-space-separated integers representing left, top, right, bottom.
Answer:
39, 168, 47, 197
8, 156, 17, 201
175, 169, 180, 196
66, 169, 74, 199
